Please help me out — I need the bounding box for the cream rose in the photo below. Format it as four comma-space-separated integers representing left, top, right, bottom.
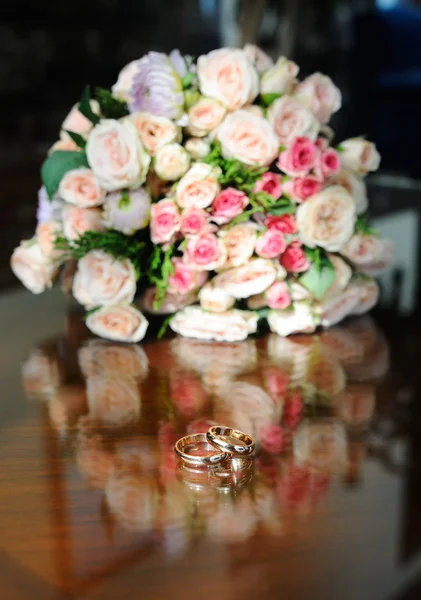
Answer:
78, 338, 149, 379
243, 44, 274, 74
111, 60, 140, 103
197, 48, 259, 111
86, 305, 149, 343
170, 306, 258, 342
341, 234, 389, 268
154, 143, 190, 181
59, 168, 105, 208
211, 259, 277, 299
217, 110, 279, 167
267, 96, 320, 146
176, 162, 220, 209
328, 170, 368, 215
62, 205, 104, 241
86, 119, 150, 191
293, 419, 347, 473
326, 254, 353, 298
296, 185, 356, 252
294, 73, 341, 124
87, 375, 141, 426
140, 287, 199, 315
261, 57, 299, 95
130, 111, 179, 155
219, 223, 258, 268
73, 250, 137, 309
187, 97, 226, 137
199, 284, 235, 313
60, 101, 99, 140
320, 284, 362, 327
11, 240, 58, 294
36, 221, 63, 260
267, 302, 319, 336
350, 279, 380, 316
184, 137, 211, 160
339, 138, 381, 175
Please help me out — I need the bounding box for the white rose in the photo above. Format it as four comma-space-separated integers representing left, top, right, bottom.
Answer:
358, 240, 394, 277
86, 305, 149, 343
21, 348, 60, 399
130, 112, 180, 155
78, 338, 149, 379
59, 168, 105, 208
87, 375, 141, 427
187, 97, 226, 137
219, 222, 257, 268
296, 185, 356, 252
243, 44, 274, 74
211, 259, 277, 299
328, 170, 368, 215
293, 419, 347, 473
154, 143, 190, 181
199, 283, 235, 313
341, 234, 394, 276
294, 73, 341, 124
197, 48, 259, 111
170, 306, 257, 342
62, 204, 104, 241
73, 250, 137, 309
103, 188, 151, 235
105, 472, 158, 532
320, 284, 362, 327
140, 287, 198, 315
325, 254, 353, 297
289, 281, 312, 302
267, 302, 319, 336
111, 60, 140, 103
339, 138, 381, 175
11, 239, 58, 294
217, 110, 279, 167
350, 279, 380, 316
86, 119, 150, 191
60, 101, 99, 140
36, 221, 64, 260
176, 162, 220, 209
261, 56, 299, 95
184, 137, 211, 159
267, 96, 320, 146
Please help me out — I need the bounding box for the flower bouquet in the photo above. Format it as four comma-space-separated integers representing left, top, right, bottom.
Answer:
11, 46, 393, 343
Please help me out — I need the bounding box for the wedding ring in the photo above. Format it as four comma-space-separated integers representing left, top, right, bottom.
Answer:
207, 426, 255, 457
174, 433, 229, 467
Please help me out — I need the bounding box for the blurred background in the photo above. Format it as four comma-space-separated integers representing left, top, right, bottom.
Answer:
2, 0, 421, 312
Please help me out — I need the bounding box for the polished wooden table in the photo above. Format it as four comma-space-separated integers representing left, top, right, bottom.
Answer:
1, 288, 421, 600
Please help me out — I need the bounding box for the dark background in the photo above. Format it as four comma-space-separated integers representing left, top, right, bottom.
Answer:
2, 0, 421, 297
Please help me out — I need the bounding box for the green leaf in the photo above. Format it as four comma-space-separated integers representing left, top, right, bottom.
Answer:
256, 307, 270, 321
355, 213, 377, 236
157, 315, 173, 340
78, 86, 100, 125
118, 190, 131, 211
147, 245, 176, 309
64, 130, 87, 150
261, 93, 282, 107
268, 197, 295, 216
182, 72, 196, 89
41, 151, 89, 199
336, 144, 345, 153
299, 254, 335, 300
95, 87, 129, 119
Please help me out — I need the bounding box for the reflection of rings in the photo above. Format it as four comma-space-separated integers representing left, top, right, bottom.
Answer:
174, 433, 228, 467
207, 426, 255, 457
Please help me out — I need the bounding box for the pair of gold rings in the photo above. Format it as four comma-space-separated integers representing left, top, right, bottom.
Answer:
174, 425, 255, 470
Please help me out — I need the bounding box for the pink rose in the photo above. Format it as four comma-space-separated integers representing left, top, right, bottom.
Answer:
267, 96, 320, 147
185, 232, 227, 271
180, 206, 209, 236
277, 137, 317, 177
283, 175, 323, 202
320, 148, 340, 177
294, 73, 342, 124
62, 205, 104, 241
254, 172, 282, 200
259, 424, 285, 454
255, 230, 287, 259
265, 214, 297, 234
168, 259, 201, 294
150, 199, 180, 244
280, 241, 310, 273
265, 281, 291, 310
284, 393, 304, 429
264, 368, 289, 399
211, 187, 249, 225
59, 168, 105, 208
315, 137, 329, 151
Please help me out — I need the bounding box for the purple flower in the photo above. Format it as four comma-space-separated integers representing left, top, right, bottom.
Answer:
37, 186, 63, 226
129, 52, 184, 120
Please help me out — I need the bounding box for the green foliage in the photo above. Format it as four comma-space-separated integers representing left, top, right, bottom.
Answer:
64, 130, 87, 150
78, 86, 100, 125
268, 197, 296, 216
260, 93, 282, 107
299, 248, 335, 299
147, 244, 176, 309
41, 151, 89, 199
204, 141, 268, 193
228, 206, 265, 227
157, 314, 174, 339
336, 145, 344, 153
182, 72, 196, 90
355, 213, 377, 236
95, 87, 130, 119
55, 230, 147, 279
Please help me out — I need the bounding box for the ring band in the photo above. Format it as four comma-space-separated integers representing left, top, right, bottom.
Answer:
207, 426, 255, 457
174, 433, 229, 467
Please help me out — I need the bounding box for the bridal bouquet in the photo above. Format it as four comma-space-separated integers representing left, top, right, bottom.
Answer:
11, 46, 392, 343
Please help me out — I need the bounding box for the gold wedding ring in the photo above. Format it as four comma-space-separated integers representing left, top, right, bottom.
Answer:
175, 433, 228, 467
207, 425, 255, 457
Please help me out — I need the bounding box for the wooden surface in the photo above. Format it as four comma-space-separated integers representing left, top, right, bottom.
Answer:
1, 289, 421, 599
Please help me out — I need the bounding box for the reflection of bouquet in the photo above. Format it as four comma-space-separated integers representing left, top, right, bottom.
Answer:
11, 46, 392, 343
